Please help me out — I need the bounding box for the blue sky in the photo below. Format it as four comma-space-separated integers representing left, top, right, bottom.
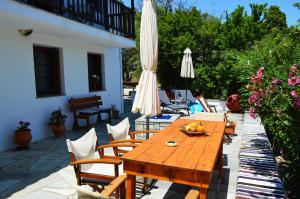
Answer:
123, 0, 299, 26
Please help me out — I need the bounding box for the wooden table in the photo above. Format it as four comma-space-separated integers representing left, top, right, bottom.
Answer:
122, 119, 225, 199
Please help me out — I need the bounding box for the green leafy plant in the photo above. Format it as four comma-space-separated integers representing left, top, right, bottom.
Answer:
15, 121, 31, 132
48, 108, 67, 126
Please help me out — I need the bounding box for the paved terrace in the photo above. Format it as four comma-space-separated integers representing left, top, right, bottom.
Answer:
0, 99, 248, 199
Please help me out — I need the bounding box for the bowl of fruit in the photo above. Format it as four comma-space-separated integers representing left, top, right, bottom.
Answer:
181, 122, 207, 136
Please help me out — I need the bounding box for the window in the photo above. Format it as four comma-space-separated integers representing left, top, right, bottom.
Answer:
88, 53, 104, 91
33, 46, 62, 97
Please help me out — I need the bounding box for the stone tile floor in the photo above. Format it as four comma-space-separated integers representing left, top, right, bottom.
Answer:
0, 99, 245, 199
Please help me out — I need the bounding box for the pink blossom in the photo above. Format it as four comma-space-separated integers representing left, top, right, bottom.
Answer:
290, 90, 298, 97
250, 67, 264, 83
289, 72, 295, 77
291, 64, 298, 73
248, 90, 264, 104
294, 98, 300, 109
288, 77, 297, 86
249, 108, 257, 119
296, 76, 300, 84
272, 77, 281, 86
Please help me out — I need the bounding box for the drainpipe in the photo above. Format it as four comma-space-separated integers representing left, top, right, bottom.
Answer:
119, 48, 124, 113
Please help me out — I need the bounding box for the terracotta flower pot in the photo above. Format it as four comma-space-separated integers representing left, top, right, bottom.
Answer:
226, 94, 242, 113
14, 130, 32, 149
51, 124, 65, 137
225, 124, 236, 135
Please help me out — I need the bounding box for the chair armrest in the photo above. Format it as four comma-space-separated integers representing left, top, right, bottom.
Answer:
71, 158, 122, 166
110, 139, 144, 144
97, 143, 138, 150
129, 130, 159, 139
184, 189, 200, 199
101, 174, 127, 196
129, 130, 159, 135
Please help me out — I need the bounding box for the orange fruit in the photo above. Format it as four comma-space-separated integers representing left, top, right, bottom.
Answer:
190, 126, 197, 132
196, 125, 205, 132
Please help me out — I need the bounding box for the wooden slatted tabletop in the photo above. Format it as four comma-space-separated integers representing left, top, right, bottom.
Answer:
122, 119, 226, 199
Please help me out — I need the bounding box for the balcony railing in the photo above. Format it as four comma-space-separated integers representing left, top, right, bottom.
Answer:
16, 0, 135, 39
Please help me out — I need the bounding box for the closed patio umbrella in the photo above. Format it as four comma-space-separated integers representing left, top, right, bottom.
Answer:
180, 48, 195, 102
132, 0, 160, 136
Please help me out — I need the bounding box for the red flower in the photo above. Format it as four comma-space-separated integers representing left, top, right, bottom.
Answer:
250, 67, 264, 83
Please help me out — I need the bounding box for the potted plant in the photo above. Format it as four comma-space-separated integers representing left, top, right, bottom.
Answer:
14, 121, 32, 149
111, 104, 120, 119
48, 108, 67, 137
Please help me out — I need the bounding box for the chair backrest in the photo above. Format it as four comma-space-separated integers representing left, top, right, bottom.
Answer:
68, 95, 102, 111
107, 117, 130, 140
194, 112, 225, 121
178, 90, 195, 102
159, 90, 171, 105
197, 95, 213, 112
66, 128, 98, 171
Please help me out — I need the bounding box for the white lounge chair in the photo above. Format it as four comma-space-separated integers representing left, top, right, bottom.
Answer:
159, 90, 189, 115
173, 89, 196, 103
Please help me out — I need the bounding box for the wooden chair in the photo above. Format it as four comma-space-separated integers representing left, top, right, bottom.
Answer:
107, 117, 159, 193
66, 128, 137, 197
197, 95, 217, 112
107, 117, 159, 156
77, 174, 126, 199
194, 112, 232, 144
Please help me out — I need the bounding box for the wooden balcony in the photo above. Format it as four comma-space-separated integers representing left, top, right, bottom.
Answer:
16, 0, 135, 39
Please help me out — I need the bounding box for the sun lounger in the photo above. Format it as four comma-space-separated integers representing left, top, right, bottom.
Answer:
159, 90, 189, 115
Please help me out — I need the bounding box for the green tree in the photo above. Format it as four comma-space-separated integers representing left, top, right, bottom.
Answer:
265, 5, 287, 29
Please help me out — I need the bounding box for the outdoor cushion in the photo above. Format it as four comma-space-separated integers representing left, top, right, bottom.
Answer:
237, 176, 284, 189
238, 167, 279, 177
107, 117, 130, 140
77, 185, 113, 199
188, 101, 204, 114
159, 90, 172, 105
193, 112, 225, 121
240, 152, 275, 159
236, 183, 287, 199
175, 89, 196, 103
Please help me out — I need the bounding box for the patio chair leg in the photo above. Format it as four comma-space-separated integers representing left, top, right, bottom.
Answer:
142, 177, 148, 194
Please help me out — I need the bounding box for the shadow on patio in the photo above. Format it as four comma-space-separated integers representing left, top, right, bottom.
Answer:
0, 98, 241, 199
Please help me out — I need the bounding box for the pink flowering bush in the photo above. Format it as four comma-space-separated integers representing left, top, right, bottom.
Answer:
242, 64, 300, 195
235, 31, 300, 197
247, 64, 300, 119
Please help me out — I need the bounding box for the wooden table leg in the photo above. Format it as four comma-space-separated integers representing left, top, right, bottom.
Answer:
200, 187, 207, 199
126, 174, 136, 199
218, 144, 223, 178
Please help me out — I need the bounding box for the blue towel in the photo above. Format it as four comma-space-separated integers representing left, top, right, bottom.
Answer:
149, 114, 172, 120
188, 101, 204, 114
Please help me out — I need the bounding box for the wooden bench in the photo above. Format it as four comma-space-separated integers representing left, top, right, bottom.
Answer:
68, 95, 111, 130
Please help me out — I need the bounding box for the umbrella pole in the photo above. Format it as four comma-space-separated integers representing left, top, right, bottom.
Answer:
186, 89, 188, 104
146, 116, 150, 140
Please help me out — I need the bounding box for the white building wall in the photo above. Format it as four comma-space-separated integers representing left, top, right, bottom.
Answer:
0, 28, 123, 151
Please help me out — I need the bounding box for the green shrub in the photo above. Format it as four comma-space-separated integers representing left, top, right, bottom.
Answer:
236, 30, 300, 197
